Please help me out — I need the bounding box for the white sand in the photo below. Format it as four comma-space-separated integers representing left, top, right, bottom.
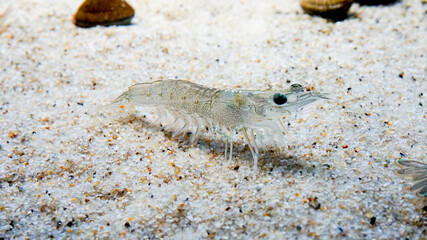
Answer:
0, 0, 426, 238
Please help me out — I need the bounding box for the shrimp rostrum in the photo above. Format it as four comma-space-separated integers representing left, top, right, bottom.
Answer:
113, 80, 328, 170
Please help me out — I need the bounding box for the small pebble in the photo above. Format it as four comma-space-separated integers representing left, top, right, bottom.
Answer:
370, 217, 376, 225
256, 185, 262, 191
73, 0, 135, 28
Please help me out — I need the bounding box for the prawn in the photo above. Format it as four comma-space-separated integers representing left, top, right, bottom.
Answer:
113, 80, 328, 171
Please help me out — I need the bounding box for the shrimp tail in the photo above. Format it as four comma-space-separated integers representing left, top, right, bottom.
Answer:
395, 159, 427, 197
113, 90, 131, 104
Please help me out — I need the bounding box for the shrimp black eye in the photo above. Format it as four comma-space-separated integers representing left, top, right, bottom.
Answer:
273, 93, 287, 105
290, 83, 304, 93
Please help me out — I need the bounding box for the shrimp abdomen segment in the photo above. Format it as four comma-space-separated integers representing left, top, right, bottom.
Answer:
113, 80, 168, 106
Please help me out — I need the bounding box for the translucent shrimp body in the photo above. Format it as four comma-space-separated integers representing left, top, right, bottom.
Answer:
113, 80, 328, 170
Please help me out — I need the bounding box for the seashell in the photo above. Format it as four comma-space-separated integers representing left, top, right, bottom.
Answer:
73, 0, 135, 28
300, 0, 354, 20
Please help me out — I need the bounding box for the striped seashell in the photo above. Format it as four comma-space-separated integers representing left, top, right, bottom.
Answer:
300, 0, 354, 20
